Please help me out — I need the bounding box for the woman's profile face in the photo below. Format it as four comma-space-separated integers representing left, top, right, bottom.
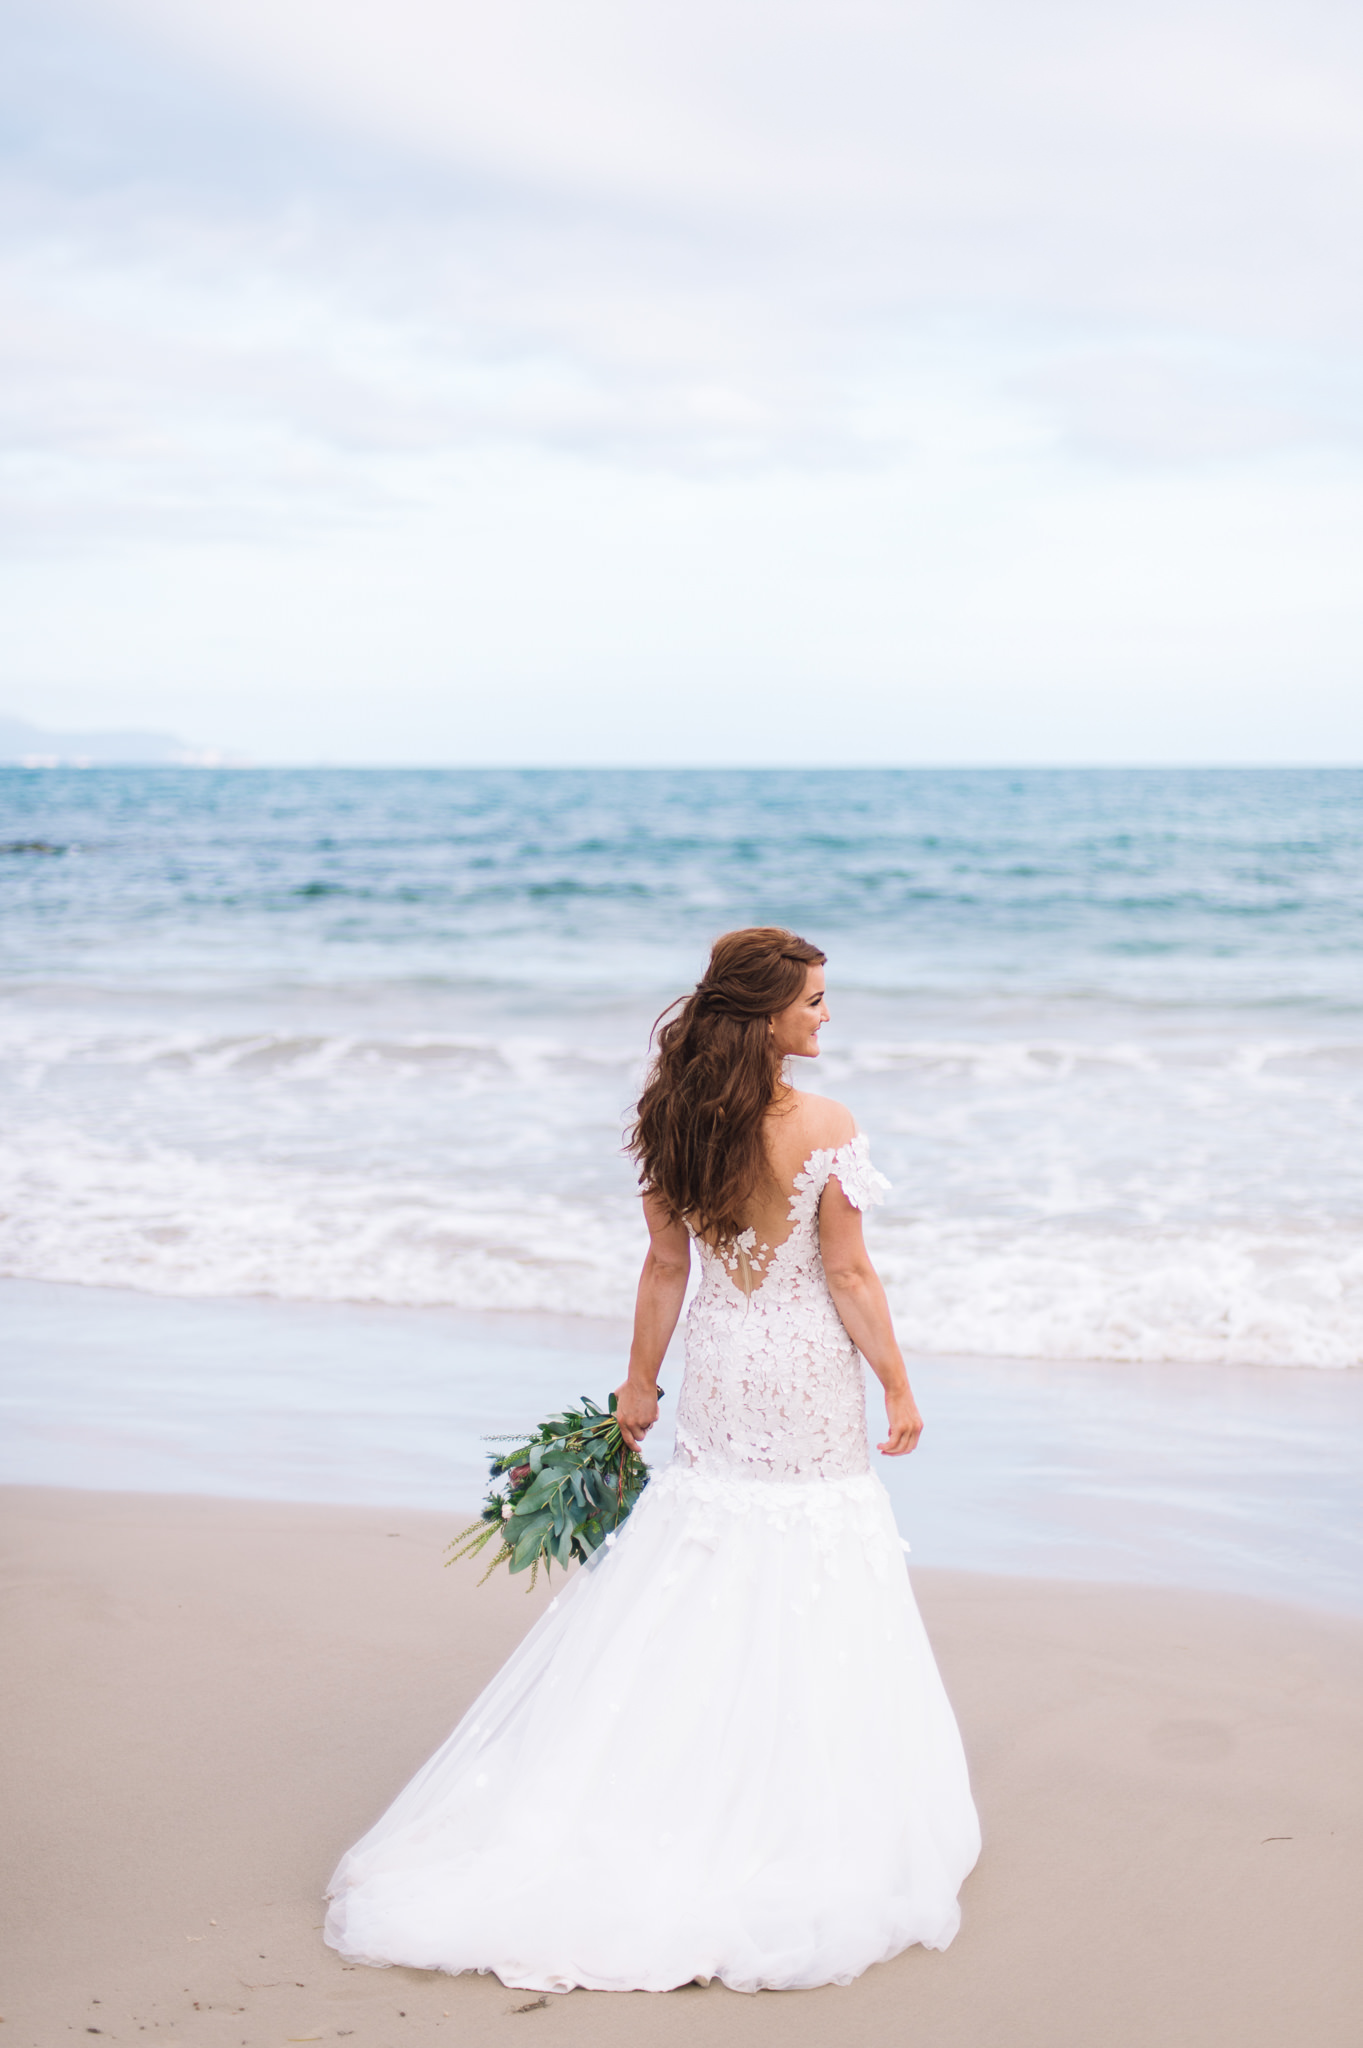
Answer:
770, 963, 830, 1061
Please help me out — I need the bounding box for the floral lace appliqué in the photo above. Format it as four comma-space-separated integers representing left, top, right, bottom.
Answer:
791, 1133, 891, 1222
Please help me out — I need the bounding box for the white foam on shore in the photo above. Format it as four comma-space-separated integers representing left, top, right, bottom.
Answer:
874, 1221, 1363, 1369
0, 1128, 642, 1316
1, 1126, 1360, 1365
2, 1015, 1360, 1367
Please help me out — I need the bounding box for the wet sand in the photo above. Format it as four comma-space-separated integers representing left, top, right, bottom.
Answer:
2, 1484, 1360, 2048
6, 1278, 1363, 1609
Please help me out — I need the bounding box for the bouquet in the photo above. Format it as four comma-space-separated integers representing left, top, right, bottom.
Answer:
447, 1390, 660, 1590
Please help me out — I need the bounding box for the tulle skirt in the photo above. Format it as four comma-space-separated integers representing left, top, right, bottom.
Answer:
324, 1460, 980, 1994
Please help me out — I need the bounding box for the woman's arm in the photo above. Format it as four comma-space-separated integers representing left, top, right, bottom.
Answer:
818, 1182, 923, 1455
615, 1190, 691, 1453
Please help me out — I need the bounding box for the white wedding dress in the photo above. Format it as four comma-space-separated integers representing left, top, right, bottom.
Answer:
324, 1135, 980, 1993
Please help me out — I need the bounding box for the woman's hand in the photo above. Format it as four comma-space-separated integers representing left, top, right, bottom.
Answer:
615, 1378, 660, 1455
878, 1385, 923, 1457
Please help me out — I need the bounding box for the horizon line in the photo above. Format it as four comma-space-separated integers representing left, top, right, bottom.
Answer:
2, 758, 1361, 773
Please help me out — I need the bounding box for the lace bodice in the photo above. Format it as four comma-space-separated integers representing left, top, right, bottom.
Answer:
674, 1133, 891, 1482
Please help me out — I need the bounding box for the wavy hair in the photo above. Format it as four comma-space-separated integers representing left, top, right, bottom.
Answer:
628, 926, 826, 1244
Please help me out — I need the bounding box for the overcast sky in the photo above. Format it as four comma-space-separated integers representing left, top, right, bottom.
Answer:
3, 0, 1362, 763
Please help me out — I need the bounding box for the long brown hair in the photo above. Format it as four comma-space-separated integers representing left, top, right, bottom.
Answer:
628, 926, 826, 1244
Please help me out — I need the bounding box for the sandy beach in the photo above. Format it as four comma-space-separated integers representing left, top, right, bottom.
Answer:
3, 1484, 1360, 2048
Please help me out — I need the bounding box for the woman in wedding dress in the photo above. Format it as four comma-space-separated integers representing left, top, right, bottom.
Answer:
324, 927, 980, 1994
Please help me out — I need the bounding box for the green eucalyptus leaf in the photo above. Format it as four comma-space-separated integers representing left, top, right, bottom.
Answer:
520, 1470, 570, 1513
509, 1512, 554, 1572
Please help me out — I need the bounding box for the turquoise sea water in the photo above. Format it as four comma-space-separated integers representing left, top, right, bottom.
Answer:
1, 766, 1361, 1367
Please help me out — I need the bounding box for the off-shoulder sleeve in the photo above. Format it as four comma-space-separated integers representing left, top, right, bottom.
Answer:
827, 1132, 891, 1211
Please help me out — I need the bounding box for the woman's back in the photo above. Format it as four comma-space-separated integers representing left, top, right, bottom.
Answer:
676, 1089, 891, 1482
714, 1089, 857, 1291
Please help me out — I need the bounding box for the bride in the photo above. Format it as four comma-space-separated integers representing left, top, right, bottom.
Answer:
324, 927, 980, 1994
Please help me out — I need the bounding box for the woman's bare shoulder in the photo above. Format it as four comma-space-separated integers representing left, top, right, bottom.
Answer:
785, 1089, 858, 1149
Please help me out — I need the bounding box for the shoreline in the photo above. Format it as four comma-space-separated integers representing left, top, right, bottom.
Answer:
4, 1276, 1363, 1614
2, 1485, 1360, 2048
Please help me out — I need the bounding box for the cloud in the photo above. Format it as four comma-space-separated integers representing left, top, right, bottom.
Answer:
1, 0, 1362, 759
4, 0, 1360, 523
95, 0, 1363, 333
1013, 340, 1363, 465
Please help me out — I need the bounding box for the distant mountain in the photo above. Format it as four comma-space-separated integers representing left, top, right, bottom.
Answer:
0, 712, 240, 766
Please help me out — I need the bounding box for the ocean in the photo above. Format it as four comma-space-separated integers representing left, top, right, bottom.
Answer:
2, 765, 1361, 1372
